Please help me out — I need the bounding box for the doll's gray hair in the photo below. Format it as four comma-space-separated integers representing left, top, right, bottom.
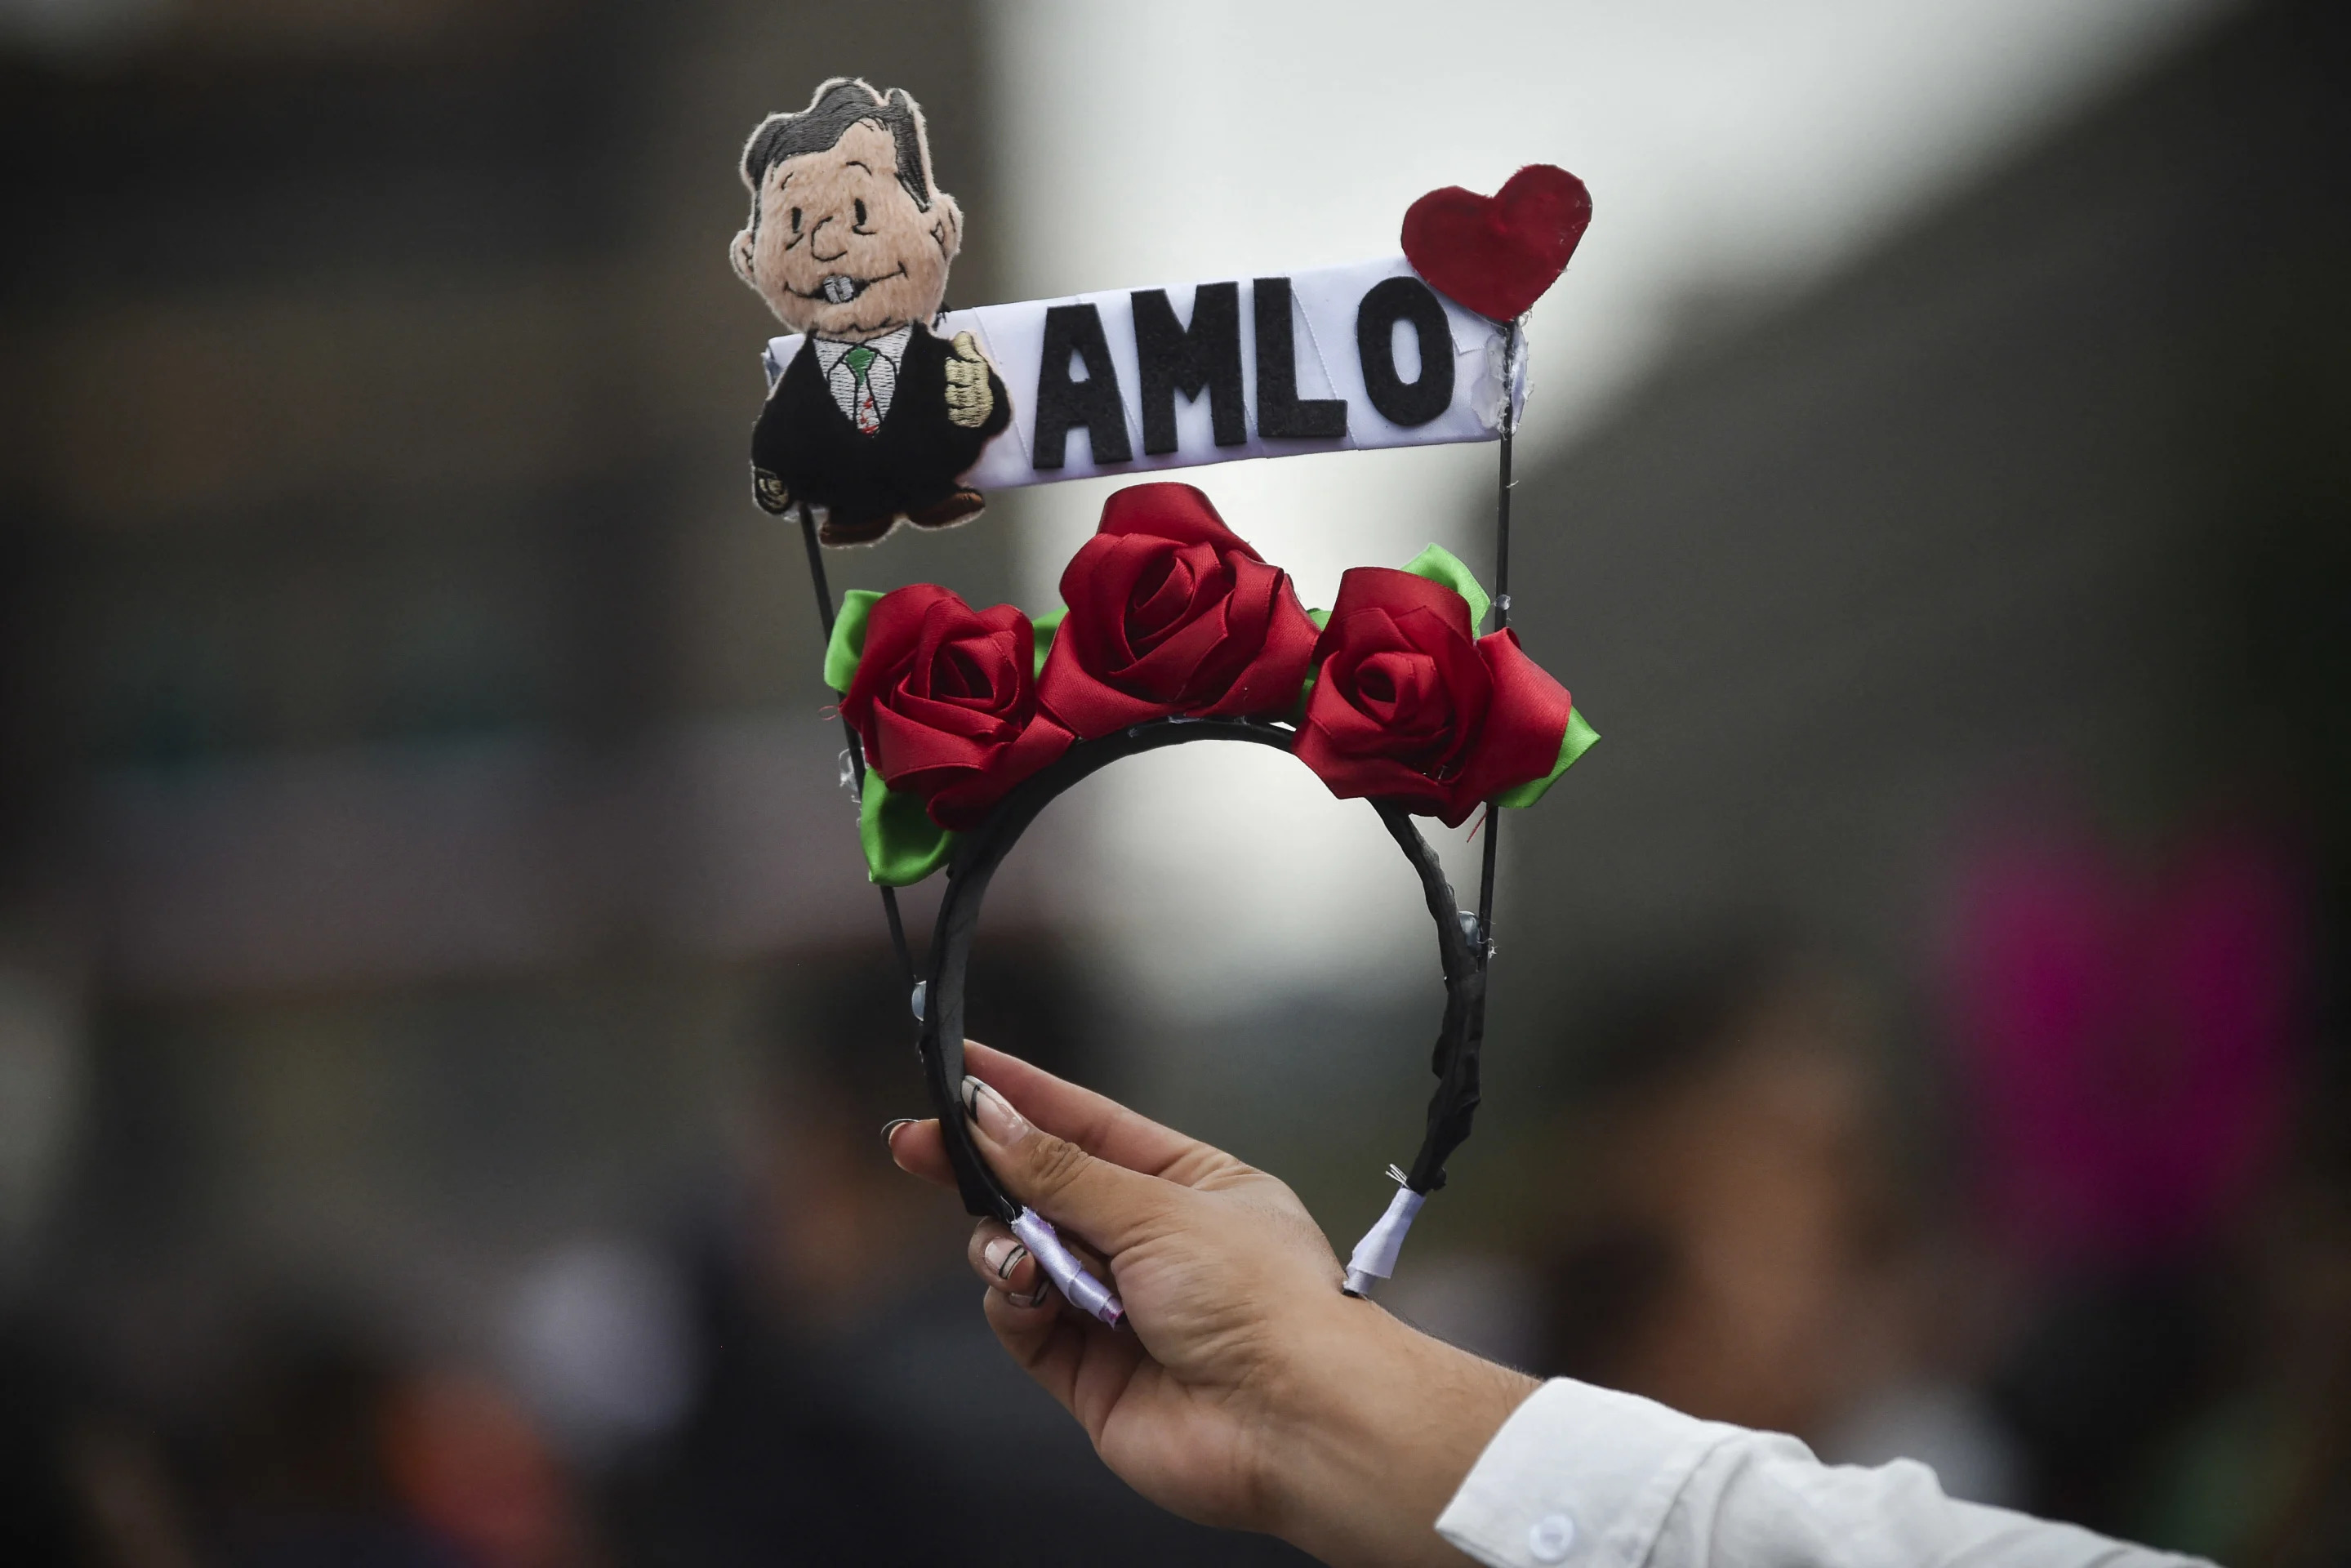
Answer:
739, 78, 940, 238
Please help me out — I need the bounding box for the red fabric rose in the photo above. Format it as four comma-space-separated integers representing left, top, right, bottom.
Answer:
1296, 567, 1571, 826
840, 584, 1075, 830
1039, 483, 1319, 736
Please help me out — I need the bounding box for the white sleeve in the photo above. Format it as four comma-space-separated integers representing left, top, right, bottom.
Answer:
1434, 1379, 2213, 1568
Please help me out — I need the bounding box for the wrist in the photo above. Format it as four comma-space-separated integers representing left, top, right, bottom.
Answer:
1262, 1298, 1538, 1566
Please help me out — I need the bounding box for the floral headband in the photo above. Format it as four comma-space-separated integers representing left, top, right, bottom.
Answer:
823, 482, 1595, 1316
732, 81, 1599, 1319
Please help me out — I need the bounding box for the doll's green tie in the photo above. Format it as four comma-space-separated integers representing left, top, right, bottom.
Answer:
844, 344, 879, 432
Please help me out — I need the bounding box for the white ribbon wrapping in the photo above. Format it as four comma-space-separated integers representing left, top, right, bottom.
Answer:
1011, 1208, 1124, 1327
1342, 1183, 1427, 1298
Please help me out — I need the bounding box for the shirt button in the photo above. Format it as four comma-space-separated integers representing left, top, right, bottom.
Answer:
1527, 1512, 1577, 1562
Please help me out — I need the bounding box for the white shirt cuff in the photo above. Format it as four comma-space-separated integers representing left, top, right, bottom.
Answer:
1436, 1378, 1753, 1567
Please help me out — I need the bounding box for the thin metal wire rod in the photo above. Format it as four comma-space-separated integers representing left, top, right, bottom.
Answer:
1490, 320, 1518, 635
798, 505, 918, 996
1473, 318, 1519, 961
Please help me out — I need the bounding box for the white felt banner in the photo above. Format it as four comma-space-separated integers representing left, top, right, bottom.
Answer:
762, 256, 1525, 492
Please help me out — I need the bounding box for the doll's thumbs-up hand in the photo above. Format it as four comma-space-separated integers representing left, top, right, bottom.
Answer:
887, 1042, 1534, 1567
750, 466, 790, 514
943, 332, 995, 429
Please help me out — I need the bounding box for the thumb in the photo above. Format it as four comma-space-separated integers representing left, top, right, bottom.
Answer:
963, 1076, 1179, 1255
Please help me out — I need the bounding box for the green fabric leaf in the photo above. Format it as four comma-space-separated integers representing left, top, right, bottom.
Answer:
1031, 606, 1066, 679
824, 589, 886, 694
1399, 545, 1491, 631
1285, 608, 1334, 722
1494, 706, 1599, 809
861, 777, 957, 885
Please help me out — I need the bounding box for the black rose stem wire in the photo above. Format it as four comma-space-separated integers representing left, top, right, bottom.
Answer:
798, 502, 919, 994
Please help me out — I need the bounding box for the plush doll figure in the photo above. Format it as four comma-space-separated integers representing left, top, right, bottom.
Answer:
732, 79, 1012, 546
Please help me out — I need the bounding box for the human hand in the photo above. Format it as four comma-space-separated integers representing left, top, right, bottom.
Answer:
942, 332, 996, 429
888, 1043, 1537, 1566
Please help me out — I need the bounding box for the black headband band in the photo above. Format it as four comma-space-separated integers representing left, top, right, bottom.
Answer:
914, 715, 1490, 1308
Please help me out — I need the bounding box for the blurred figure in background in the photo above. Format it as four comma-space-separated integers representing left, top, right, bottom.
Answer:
1532, 950, 2021, 1508
380, 1370, 584, 1568
1522, 816, 2351, 1565
207, 1320, 590, 1568
610, 933, 1311, 1566
206, 1325, 447, 1568
602, 937, 982, 1564
61, 1308, 594, 1568
1949, 816, 2351, 1563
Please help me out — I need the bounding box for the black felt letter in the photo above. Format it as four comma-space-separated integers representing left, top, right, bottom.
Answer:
1131, 283, 1246, 455
1356, 276, 1455, 429
1251, 277, 1347, 441
1033, 304, 1133, 469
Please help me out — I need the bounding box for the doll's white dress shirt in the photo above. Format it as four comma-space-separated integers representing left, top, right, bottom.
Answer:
813, 324, 911, 433
1436, 1380, 2214, 1568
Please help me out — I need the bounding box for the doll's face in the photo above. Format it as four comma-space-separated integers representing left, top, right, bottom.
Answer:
734, 120, 962, 341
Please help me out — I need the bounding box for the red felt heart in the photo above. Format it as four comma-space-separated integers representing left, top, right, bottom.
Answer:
1400, 165, 1591, 323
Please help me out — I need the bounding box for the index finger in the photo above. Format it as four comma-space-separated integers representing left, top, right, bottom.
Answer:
961, 1042, 1231, 1184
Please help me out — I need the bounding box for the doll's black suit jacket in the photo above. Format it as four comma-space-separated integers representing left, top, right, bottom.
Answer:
750, 326, 1011, 524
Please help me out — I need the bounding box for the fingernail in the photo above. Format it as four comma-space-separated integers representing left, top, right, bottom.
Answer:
982, 1235, 1029, 1282
1007, 1279, 1051, 1309
960, 1076, 1027, 1145
880, 1117, 915, 1151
